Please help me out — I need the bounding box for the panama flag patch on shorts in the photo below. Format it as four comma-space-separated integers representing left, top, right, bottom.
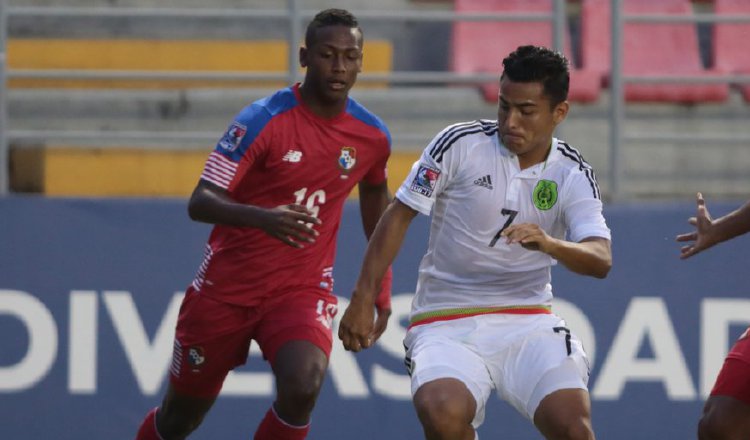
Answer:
410, 164, 440, 197
218, 121, 247, 152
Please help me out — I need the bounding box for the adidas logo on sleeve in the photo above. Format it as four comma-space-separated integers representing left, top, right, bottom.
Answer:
473, 175, 493, 190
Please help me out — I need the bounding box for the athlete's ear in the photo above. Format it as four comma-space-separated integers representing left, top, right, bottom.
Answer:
553, 100, 569, 125
299, 46, 308, 68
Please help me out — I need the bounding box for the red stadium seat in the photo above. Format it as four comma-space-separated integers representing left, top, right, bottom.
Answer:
450, 0, 602, 103
713, 0, 750, 101
581, 0, 729, 103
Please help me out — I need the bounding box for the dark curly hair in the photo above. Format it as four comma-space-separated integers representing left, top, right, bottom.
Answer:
305, 9, 362, 49
501, 45, 570, 107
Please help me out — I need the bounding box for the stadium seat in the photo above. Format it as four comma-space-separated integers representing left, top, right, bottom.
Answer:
712, 0, 750, 101
450, 0, 602, 103
581, 0, 729, 103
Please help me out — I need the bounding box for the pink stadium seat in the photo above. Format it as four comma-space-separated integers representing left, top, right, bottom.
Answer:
581, 0, 729, 103
451, 0, 602, 103
713, 0, 750, 101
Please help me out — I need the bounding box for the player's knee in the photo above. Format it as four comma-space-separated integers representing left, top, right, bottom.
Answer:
697, 416, 714, 440
563, 418, 594, 440
276, 362, 326, 408
697, 410, 730, 440
282, 379, 322, 408
697, 398, 741, 440
157, 406, 207, 439
541, 416, 594, 440
414, 389, 472, 436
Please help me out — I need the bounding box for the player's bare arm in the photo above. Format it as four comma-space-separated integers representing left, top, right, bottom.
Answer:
357, 179, 393, 340
339, 199, 417, 352
358, 180, 391, 239
188, 179, 321, 248
676, 192, 750, 259
503, 223, 611, 278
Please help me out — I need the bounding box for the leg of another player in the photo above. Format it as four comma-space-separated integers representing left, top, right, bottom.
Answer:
413, 378, 477, 440
533, 388, 594, 440
255, 340, 329, 440
698, 396, 750, 440
136, 383, 217, 440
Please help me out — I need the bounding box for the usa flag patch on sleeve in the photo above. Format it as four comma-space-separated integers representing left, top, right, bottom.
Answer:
410, 165, 440, 197
218, 121, 247, 152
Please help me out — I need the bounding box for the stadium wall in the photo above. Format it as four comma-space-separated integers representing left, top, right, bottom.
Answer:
1, 197, 749, 440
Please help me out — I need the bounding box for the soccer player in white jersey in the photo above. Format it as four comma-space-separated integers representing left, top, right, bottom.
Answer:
339, 45, 612, 440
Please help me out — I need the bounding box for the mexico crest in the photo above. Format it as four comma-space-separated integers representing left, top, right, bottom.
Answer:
533, 179, 558, 211
338, 147, 357, 172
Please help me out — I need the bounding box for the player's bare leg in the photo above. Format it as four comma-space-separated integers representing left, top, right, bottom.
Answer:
413, 378, 477, 440
153, 384, 216, 439
534, 388, 594, 440
698, 396, 750, 440
271, 340, 329, 424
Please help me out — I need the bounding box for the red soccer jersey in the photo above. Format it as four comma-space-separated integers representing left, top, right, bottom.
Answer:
727, 326, 750, 364
192, 84, 391, 306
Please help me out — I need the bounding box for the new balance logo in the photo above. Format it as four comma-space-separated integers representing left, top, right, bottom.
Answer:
473, 175, 493, 189
282, 150, 303, 162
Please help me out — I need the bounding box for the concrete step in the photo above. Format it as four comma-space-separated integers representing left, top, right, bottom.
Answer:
6, 86, 495, 150
7, 87, 750, 199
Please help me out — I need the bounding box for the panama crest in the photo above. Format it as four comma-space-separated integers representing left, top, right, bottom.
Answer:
188, 346, 206, 372
338, 147, 357, 172
533, 179, 558, 210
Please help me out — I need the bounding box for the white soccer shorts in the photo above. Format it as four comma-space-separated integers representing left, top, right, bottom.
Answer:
403, 313, 590, 427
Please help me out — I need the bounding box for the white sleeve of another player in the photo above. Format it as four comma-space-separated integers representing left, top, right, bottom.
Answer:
395, 127, 458, 216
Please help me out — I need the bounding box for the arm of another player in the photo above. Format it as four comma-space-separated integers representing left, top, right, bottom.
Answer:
187, 179, 321, 248
339, 198, 418, 352
357, 179, 393, 340
676, 192, 750, 259
502, 224, 612, 278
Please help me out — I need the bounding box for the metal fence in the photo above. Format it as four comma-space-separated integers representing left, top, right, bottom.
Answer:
1, 0, 749, 199
1, 0, 8, 195
0, 0, 567, 196
609, 0, 750, 200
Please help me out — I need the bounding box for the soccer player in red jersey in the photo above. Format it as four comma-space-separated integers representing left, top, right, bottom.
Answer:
135, 9, 392, 440
677, 193, 750, 440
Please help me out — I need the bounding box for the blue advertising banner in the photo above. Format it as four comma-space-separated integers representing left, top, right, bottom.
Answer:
1, 197, 749, 439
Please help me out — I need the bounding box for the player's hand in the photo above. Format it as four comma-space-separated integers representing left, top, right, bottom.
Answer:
501, 223, 553, 253
338, 293, 376, 352
676, 192, 716, 259
261, 204, 321, 248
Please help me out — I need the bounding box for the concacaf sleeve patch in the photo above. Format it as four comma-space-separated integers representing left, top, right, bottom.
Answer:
410, 165, 441, 197
218, 121, 247, 152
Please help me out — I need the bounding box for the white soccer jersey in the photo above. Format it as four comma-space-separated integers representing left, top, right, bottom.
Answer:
396, 119, 611, 323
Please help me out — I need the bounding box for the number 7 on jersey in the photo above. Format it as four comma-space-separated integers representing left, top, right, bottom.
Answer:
489, 209, 518, 247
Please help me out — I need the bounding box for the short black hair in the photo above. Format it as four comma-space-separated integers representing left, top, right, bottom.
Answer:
305, 9, 362, 49
501, 45, 570, 106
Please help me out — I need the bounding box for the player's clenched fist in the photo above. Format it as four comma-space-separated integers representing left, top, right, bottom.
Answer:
338, 293, 375, 352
